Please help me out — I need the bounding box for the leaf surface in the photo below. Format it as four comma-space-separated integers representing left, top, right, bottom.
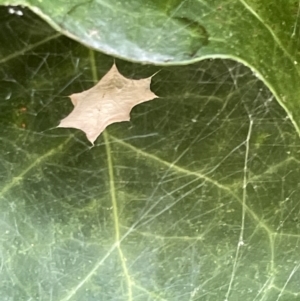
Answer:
1, 0, 300, 147
1, 5, 300, 301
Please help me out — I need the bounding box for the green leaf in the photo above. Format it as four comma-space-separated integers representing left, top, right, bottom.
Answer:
1, 5, 300, 301
1, 0, 300, 155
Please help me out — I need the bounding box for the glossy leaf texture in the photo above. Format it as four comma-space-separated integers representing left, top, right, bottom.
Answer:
1, 0, 300, 159
1, 6, 300, 301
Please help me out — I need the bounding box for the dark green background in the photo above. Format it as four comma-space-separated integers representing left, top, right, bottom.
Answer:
1, 3, 300, 301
